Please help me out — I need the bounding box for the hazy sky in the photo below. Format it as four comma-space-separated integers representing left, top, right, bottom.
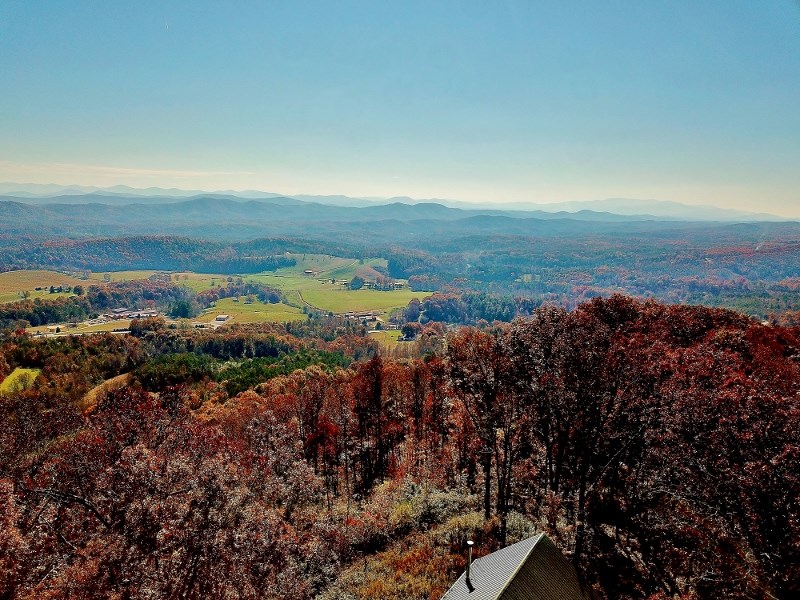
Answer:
1, 1, 799, 215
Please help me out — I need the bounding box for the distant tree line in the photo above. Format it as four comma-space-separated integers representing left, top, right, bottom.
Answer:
0, 296, 93, 329
399, 292, 541, 326
0, 236, 296, 274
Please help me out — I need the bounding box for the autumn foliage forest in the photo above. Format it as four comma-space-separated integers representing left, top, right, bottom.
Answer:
1, 296, 799, 599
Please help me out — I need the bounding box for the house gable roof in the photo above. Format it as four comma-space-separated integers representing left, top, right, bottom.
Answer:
441, 534, 590, 600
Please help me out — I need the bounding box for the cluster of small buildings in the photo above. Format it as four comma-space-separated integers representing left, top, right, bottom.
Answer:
147, 272, 173, 283
193, 314, 231, 329
363, 280, 405, 290
105, 308, 160, 319
40, 308, 162, 335
344, 311, 379, 322
315, 278, 406, 290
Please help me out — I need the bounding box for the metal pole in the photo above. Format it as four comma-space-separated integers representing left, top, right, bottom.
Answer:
466, 540, 474, 590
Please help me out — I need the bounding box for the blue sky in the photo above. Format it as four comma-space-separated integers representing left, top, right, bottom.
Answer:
1, 1, 799, 215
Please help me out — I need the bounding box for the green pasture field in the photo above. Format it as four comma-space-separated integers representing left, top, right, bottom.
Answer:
277, 254, 387, 278
0, 270, 85, 303
79, 320, 134, 333
0, 289, 74, 304
248, 274, 333, 294
282, 289, 305, 307
303, 287, 427, 313
170, 255, 385, 294
28, 319, 134, 335
0, 368, 41, 395
170, 272, 230, 292
246, 253, 424, 314
0, 270, 85, 293
246, 273, 427, 314
196, 297, 307, 324
282, 254, 357, 274
368, 329, 403, 349
89, 271, 230, 293
91, 271, 232, 293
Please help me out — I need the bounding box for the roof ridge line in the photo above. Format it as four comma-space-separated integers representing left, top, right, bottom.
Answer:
495, 532, 545, 599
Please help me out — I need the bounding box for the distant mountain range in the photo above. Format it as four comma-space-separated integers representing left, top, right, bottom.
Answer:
0, 194, 660, 242
2, 189, 798, 246
0, 182, 790, 222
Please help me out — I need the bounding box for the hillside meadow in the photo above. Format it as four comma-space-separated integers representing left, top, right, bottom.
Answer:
0, 269, 84, 303
196, 297, 307, 324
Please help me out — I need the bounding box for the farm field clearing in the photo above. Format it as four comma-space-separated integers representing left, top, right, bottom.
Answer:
274, 254, 387, 280
247, 254, 426, 313
28, 319, 134, 335
0, 289, 74, 303
248, 274, 331, 293
0, 270, 85, 292
196, 297, 306, 324
247, 273, 428, 313
171, 272, 232, 292
78, 320, 134, 333
89, 271, 231, 292
368, 329, 404, 349
303, 287, 427, 313
0, 270, 85, 303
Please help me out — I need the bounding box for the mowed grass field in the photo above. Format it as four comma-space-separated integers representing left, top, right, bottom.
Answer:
196, 297, 307, 324
368, 329, 404, 349
0, 270, 85, 303
247, 254, 428, 314
304, 287, 427, 313
261, 253, 390, 280
28, 320, 134, 335
0, 367, 41, 395
247, 273, 428, 313
0, 289, 74, 304
276, 254, 387, 280
171, 272, 231, 292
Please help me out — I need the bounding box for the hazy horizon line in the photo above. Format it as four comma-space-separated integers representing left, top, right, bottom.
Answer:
0, 180, 795, 221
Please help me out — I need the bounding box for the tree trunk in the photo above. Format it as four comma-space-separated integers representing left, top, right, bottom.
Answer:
573, 470, 588, 569
483, 449, 492, 520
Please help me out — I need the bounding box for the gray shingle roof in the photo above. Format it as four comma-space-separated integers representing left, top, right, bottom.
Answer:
440, 534, 590, 600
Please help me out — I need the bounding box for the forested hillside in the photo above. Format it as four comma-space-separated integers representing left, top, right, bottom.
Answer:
1, 296, 797, 599
0, 236, 296, 274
